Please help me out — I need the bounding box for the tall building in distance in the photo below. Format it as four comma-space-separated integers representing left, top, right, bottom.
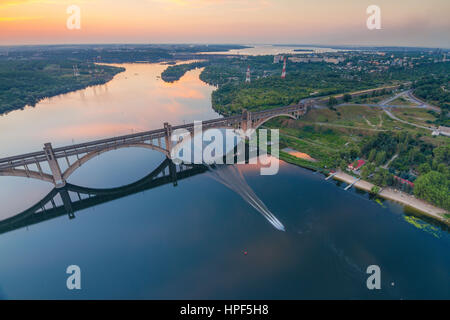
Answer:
73, 65, 80, 77
273, 55, 282, 63
245, 65, 251, 83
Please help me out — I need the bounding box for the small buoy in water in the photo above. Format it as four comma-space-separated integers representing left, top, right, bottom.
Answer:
243, 251, 248, 255
391, 282, 395, 286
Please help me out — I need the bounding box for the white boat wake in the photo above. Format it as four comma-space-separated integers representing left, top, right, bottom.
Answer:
207, 164, 285, 231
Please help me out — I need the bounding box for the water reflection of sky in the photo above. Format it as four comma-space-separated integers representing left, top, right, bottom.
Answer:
198, 44, 341, 56
0, 63, 219, 217
0, 63, 219, 157
1, 160, 449, 299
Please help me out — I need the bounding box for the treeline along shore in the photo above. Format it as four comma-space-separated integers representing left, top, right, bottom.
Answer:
0, 60, 125, 115
0, 44, 248, 115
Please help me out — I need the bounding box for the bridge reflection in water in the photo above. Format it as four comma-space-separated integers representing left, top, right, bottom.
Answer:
0, 158, 207, 236
0, 155, 285, 235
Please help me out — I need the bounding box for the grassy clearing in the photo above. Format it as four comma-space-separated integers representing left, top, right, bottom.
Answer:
387, 96, 418, 106
391, 108, 438, 127
352, 93, 395, 104
291, 105, 385, 130
279, 151, 329, 173
266, 104, 445, 171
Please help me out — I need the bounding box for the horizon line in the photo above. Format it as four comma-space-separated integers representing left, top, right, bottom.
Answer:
0, 43, 449, 50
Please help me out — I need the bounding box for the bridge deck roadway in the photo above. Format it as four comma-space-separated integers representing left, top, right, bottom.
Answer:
0, 104, 308, 171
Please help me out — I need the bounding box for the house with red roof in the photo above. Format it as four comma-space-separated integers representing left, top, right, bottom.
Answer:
394, 176, 414, 188
348, 159, 365, 172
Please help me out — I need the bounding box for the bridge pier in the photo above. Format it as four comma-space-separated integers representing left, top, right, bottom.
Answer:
0, 104, 310, 186
43, 143, 66, 188
59, 188, 75, 219
164, 122, 173, 156
241, 109, 252, 132
168, 158, 178, 187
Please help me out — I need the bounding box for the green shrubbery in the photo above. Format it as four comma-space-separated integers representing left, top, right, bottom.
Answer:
414, 170, 450, 210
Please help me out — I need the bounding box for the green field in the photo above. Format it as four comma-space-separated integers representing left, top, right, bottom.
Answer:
391, 108, 438, 127
387, 96, 418, 106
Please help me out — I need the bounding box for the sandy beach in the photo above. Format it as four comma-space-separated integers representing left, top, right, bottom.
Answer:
332, 171, 449, 225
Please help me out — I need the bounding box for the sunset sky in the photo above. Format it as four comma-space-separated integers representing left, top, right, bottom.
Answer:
0, 0, 449, 47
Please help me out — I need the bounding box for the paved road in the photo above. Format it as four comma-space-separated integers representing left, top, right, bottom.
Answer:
307, 87, 442, 133
379, 90, 409, 106
378, 90, 438, 131
382, 153, 398, 169
379, 89, 440, 111
382, 107, 435, 131
335, 89, 438, 132
405, 91, 441, 112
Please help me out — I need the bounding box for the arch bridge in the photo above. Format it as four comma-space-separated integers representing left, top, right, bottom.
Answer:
0, 158, 207, 235
0, 103, 310, 187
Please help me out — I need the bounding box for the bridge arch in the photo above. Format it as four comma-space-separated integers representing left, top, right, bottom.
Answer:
253, 113, 297, 130
0, 105, 308, 186
62, 143, 169, 181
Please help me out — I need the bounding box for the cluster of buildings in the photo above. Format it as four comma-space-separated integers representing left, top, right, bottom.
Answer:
287, 56, 345, 64
273, 55, 284, 63
273, 53, 347, 65
347, 159, 416, 190
275, 51, 449, 74
237, 50, 448, 87
432, 126, 450, 137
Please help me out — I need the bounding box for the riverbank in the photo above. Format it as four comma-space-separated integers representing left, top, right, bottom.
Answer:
332, 171, 449, 226
279, 151, 329, 174
0, 61, 125, 116
279, 151, 449, 226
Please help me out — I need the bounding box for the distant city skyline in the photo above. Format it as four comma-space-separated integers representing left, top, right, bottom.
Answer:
0, 0, 449, 47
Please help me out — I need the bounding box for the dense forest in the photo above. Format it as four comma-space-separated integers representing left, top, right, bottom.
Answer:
0, 60, 124, 115
413, 75, 449, 126
161, 61, 209, 82
355, 131, 449, 210
0, 44, 248, 64
210, 60, 450, 115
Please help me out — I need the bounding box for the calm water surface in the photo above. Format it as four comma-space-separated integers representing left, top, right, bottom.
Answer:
200, 44, 341, 55
0, 62, 448, 299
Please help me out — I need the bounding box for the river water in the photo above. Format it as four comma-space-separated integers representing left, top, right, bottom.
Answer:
0, 61, 448, 299
199, 44, 341, 56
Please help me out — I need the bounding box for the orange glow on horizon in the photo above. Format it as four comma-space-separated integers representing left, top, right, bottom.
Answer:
0, 0, 449, 46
